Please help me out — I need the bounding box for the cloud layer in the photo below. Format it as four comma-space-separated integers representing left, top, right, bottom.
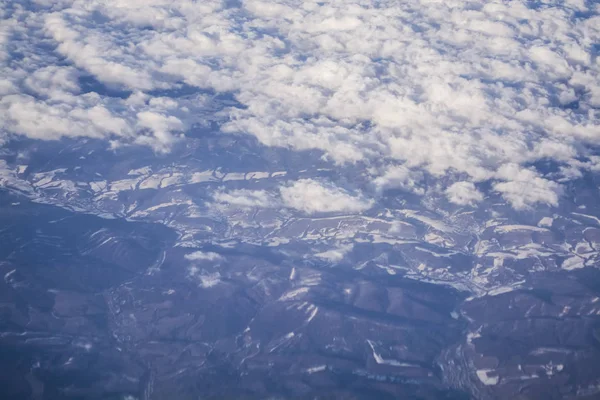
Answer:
1, 0, 599, 208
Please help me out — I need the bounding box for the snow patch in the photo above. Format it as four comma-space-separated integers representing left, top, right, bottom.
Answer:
305, 365, 327, 374
476, 369, 499, 386
279, 287, 309, 301
494, 225, 549, 233
538, 217, 553, 228
562, 256, 585, 270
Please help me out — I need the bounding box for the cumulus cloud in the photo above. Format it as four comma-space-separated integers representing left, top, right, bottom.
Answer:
213, 189, 277, 209
0, 94, 132, 141
23, 66, 80, 99
373, 165, 424, 195
445, 182, 484, 206
280, 179, 373, 214
493, 164, 563, 210
184, 251, 223, 262
1, 0, 599, 208
134, 111, 184, 152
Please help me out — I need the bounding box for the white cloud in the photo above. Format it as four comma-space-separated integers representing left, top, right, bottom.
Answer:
373, 165, 424, 195
446, 182, 483, 206
445, 182, 484, 206
134, 111, 184, 152
0, 94, 132, 141
184, 251, 223, 262
187, 266, 221, 288
280, 179, 373, 214
212, 189, 277, 209
493, 164, 563, 210
23, 66, 80, 99
44, 12, 155, 91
